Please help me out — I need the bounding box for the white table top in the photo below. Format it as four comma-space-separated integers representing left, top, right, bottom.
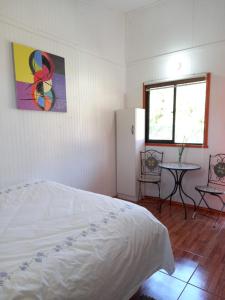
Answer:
159, 162, 201, 171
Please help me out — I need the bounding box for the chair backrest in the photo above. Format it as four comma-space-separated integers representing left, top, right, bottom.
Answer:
140, 149, 163, 177
208, 153, 225, 187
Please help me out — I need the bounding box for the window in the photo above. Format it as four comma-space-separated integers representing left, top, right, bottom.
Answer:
144, 74, 210, 147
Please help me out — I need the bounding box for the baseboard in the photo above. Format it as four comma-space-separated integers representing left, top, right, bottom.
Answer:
117, 193, 138, 202
139, 196, 224, 216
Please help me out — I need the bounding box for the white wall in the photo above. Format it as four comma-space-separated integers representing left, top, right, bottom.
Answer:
126, 0, 225, 209
0, 0, 126, 196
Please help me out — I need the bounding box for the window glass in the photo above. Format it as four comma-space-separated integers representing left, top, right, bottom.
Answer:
175, 81, 206, 144
149, 86, 174, 141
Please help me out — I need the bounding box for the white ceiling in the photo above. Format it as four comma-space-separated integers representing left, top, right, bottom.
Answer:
93, 0, 161, 12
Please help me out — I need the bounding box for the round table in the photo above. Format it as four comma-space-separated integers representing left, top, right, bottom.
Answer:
159, 162, 201, 219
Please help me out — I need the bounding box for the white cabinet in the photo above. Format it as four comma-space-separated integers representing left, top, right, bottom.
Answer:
116, 108, 145, 202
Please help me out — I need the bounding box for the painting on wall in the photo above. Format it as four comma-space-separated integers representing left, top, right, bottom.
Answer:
12, 42, 67, 112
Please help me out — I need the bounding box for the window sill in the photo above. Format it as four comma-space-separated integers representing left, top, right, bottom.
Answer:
145, 143, 208, 149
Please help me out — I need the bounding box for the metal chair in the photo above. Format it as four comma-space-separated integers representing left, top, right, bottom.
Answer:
137, 149, 163, 200
193, 154, 225, 223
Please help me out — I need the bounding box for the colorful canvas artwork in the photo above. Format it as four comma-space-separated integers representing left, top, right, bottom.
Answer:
12, 43, 67, 112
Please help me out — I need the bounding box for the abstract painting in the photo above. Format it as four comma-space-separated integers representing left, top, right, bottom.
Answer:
12, 43, 67, 112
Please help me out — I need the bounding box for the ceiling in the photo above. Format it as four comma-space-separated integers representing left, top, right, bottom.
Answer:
93, 0, 161, 12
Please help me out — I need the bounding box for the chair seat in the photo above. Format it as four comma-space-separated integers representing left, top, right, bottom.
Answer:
137, 175, 160, 183
195, 185, 225, 194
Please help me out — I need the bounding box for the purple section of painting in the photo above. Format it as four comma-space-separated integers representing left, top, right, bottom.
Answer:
52, 73, 67, 112
16, 81, 37, 110
16, 73, 66, 112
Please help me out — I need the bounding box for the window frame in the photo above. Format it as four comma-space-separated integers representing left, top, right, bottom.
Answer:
143, 73, 211, 148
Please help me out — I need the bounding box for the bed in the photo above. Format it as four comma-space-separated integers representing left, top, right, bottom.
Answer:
0, 180, 174, 300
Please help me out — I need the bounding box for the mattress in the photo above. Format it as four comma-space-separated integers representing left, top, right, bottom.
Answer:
0, 180, 174, 300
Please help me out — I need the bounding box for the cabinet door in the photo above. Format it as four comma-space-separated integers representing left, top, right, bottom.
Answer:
116, 109, 136, 197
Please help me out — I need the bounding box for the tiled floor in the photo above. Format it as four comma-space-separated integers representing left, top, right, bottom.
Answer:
136, 198, 225, 300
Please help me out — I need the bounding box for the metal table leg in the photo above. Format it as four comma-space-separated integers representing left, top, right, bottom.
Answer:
160, 169, 196, 219
159, 169, 179, 213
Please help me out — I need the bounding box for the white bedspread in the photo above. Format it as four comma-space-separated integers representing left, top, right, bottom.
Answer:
0, 181, 174, 300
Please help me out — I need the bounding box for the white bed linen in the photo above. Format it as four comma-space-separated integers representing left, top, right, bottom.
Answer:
0, 181, 174, 300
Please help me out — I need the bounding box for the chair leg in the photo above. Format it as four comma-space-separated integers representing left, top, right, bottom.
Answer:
213, 195, 225, 228
192, 192, 207, 219
139, 181, 144, 201
141, 182, 143, 200
157, 182, 161, 199
138, 181, 141, 201
193, 192, 224, 228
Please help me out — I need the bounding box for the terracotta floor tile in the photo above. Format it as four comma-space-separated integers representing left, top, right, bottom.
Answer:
134, 198, 225, 300
169, 248, 200, 282
189, 259, 225, 298
172, 220, 219, 257
179, 284, 220, 300
206, 227, 225, 263
146, 200, 223, 258
140, 271, 186, 300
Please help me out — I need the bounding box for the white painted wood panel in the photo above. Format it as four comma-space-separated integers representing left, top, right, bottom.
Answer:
0, 0, 125, 197
0, 0, 125, 65
125, 0, 225, 209
126, 0, 194, 62
193, 0, 225, 47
